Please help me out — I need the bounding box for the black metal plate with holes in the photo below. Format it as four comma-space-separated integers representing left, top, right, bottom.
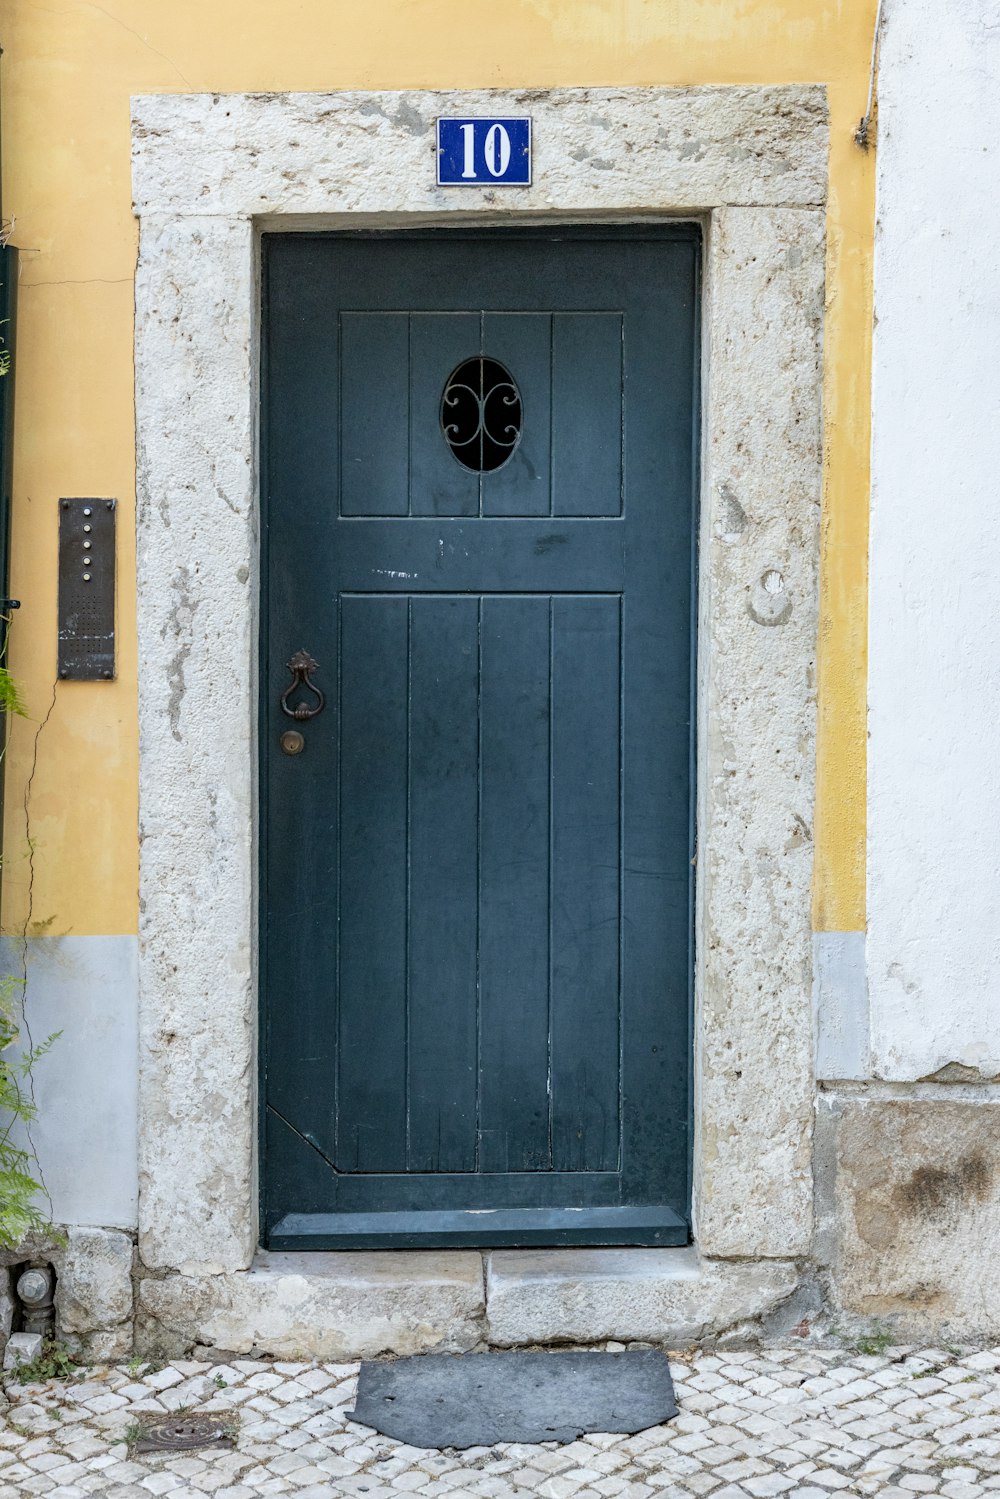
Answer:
58, 498, 115, 680
133, 1415, 236, 1454
351, 1349, 678, 1448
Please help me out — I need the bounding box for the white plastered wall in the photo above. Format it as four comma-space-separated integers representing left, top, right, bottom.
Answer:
868, 0, 1000, 1081
131, 88, 825, 1310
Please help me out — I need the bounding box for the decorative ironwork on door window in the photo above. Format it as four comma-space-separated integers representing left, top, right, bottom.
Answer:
441, 357, 522, 472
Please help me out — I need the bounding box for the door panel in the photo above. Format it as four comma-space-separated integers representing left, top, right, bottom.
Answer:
336, 594, 409, 1172
551, 313, 623, 517
479, 314, 551, 517
549, 594, 622, 1173
409, 313, 481, 517
477, 594, 552, 1174
405, 596, 481, 1175
261, 227, 699, 1248
340, 313, 410, 517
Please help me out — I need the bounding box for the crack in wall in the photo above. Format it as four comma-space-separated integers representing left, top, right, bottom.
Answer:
5, 681, 59, 1220
77, 1, 194, 89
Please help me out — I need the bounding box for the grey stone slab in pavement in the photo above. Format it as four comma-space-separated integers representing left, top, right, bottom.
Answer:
350, 1348, 678, 1448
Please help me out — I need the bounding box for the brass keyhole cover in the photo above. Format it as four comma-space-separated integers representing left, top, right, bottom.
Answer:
280, 729, 305, 756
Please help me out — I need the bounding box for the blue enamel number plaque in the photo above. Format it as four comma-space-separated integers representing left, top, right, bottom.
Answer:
437, 117, 531, 186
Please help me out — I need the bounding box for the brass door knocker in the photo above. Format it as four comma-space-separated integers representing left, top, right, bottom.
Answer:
280, 650, 325, 721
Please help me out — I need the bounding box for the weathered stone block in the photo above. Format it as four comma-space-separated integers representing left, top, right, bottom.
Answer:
79, 1326, 133, 1361
138, 1251, 486, 1359
819, 1095, 1000, 1338
695, 203, 822, 1261
55, 1227, 134, 1345
0, 1265, 14, 1350
132, 87, 829, 220
3, 1332, 41, 1369
485, 1248, 798, 1346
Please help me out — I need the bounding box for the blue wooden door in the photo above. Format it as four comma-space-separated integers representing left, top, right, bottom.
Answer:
262, 227, 699, 1248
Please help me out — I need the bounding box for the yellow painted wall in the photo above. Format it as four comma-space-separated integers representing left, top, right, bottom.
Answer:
0, 0, 873, 938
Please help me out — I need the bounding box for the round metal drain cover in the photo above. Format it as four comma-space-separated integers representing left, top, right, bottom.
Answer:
133, 1414, 235, 1454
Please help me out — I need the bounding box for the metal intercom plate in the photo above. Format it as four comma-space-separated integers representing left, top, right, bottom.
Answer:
58, 498, 116, 680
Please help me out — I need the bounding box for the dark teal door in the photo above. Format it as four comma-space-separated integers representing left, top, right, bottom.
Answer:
261, 227, 699, 1249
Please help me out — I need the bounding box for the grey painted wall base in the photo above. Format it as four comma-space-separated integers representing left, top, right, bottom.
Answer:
0, 937, 138, 1229
813, 931, 869, 1080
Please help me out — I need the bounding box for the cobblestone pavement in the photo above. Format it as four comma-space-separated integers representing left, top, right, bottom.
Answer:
1, 1345, 1000, 1498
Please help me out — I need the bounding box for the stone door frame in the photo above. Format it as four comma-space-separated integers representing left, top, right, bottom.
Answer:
132, 86, 826, 1280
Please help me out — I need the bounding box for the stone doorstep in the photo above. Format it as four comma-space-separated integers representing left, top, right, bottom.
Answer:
485, 1248, 798, 1348
136, 1247, 799, 1360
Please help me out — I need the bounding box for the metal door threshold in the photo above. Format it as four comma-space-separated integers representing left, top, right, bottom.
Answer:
268, 1205, 689, 1250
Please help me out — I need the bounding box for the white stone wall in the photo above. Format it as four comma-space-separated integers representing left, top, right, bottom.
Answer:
868, 0, 1000, 1081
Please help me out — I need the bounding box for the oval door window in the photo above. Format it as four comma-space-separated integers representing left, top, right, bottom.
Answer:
440, 357, 522, 472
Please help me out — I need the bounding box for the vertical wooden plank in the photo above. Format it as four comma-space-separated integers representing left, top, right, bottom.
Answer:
619, 242, 698, 1209
410, 313, 480, 516
336, 594, 409, 1170
407, 595, 480, 1171
340, 313, 410, 516
263, 238, 343, 1191
549, 595, 622, 1171
478, 594, 552, 1172
482, 313, 551, 516
552, 313, 623, 517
